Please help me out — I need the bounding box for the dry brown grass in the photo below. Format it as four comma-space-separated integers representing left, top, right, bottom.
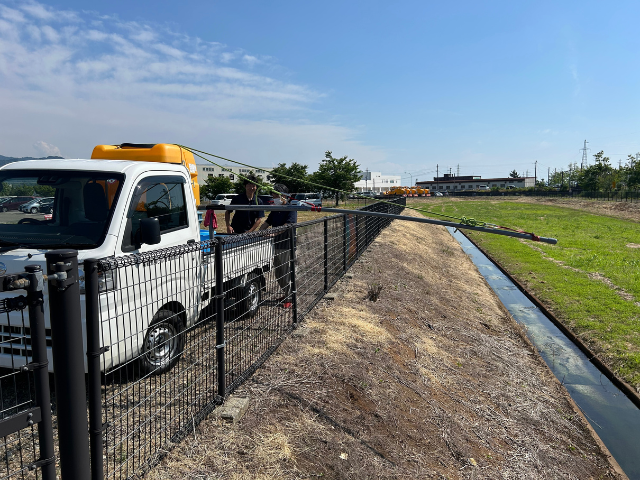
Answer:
151, 208, 623, 479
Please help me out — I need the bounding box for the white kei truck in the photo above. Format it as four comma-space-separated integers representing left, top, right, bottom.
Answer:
0, 143, 273, 374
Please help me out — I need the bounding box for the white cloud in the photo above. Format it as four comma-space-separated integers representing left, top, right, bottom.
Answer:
243, 54, 259, 67
33, 140, 61, 156
0, 5, 25, 23
0, 0, 387, 171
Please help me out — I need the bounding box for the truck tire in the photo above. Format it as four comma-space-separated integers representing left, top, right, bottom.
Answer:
239, 272, 262, 319
140, 309, 185, 375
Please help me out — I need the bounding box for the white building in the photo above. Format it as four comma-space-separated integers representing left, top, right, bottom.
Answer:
354, 171, 402, 193
196, 164, 273, 185
416, 174, 535, 192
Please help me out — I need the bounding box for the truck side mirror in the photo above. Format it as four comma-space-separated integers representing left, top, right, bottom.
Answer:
140, 218, 161, 246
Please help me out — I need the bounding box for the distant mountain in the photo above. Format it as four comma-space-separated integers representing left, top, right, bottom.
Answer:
0, 155, 65, 167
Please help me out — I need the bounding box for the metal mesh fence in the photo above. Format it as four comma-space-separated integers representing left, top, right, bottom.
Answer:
89, 198, 405, 479
0, 297, 45, 480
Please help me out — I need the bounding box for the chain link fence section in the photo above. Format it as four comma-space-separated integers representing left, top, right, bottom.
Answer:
87, 198, 405, 479
0, 300, 42, 480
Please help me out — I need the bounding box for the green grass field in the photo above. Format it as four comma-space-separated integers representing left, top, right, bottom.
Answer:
414, 199, 640, 389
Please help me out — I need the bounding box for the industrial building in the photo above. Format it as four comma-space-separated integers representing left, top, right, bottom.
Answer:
354, 171, 402, 193
416, 174, 535, 192
196, 164, 273, 185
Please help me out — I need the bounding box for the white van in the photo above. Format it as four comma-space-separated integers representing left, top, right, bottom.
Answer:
210, 193, 237, 205
478, 185, 489, 190
291, 193, 322, 207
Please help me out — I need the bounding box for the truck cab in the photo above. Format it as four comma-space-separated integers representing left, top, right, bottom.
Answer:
0, 144, 272, 374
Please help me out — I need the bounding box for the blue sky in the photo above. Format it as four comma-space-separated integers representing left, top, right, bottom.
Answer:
0, 0, 638, 183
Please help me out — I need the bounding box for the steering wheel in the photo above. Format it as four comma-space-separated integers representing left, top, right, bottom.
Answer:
18, 218, 44, 225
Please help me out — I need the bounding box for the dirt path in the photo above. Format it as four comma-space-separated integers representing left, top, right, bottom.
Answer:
149, 209, 623, 479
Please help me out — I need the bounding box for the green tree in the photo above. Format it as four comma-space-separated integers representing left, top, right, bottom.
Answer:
232, 171, 270, 195
509, 169, 519, 178
627, 155, 640, 189
201, 176, 233, 200
578, 151, 614, 191
269, 162, 310, 194
311, 151, 360, 206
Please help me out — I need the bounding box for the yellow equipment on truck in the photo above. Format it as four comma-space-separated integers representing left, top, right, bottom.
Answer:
91, 143, 201, 206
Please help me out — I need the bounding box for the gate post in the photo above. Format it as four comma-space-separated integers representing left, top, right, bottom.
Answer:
214, 238, 226, 398
45, 249, 90, 480
84, 259, 104, 480
24, 265, 56, 480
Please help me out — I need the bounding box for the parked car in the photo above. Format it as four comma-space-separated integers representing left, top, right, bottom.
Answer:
258, 195, 274, 205
291, 193, 322, 207
38, 197, 55, 214
0, 196, 37, 212
434, 191, 444, 197
20, 197, 53, 214
209, 193, 237, 206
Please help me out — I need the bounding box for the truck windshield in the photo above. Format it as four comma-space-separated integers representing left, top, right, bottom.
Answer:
0, 170, 124, 250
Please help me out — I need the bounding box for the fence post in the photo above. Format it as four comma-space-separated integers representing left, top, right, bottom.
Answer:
24, 265, 56, 480
289, 226, 298, 325
355, 215, 360, 258
45, 249, 91, 480
342, 214, 347, 272
323, 218, 328, 291
83, 259, 104, 480
214, 238, 226, 398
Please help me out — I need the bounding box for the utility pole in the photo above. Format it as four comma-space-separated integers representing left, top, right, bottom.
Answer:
534, 161, 537, 190
404, 171, 413, 186
365, 168, 369, 191
436, 164, 439, 192
548, 167, 550, 186
581, 140, 590, 170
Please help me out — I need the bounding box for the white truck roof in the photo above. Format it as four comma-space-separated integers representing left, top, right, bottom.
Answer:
0, 159, 188, 177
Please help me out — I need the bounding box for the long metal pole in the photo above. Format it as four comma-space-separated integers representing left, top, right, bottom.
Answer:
45, 249, 91, 480
214, 205, 558, 244
84, 259, 104, 480
24, 265, 56, 480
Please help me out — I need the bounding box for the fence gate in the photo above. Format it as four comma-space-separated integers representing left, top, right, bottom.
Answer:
0, 265, 55, 480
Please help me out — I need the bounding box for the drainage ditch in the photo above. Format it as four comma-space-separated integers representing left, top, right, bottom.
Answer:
449, 228, 640, 479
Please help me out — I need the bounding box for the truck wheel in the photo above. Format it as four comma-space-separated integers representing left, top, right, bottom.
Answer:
140, 309, 184, 375
240, 272, 262, 319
